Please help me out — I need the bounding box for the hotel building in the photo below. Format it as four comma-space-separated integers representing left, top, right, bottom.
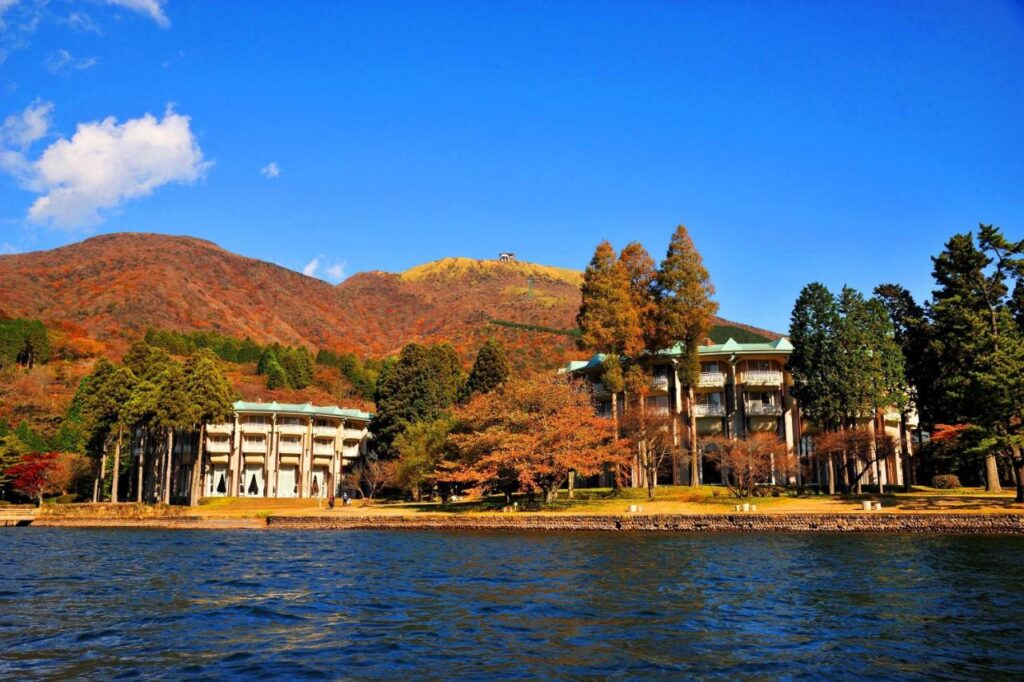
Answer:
132, 401, 372, 505
566, 337, 914, 489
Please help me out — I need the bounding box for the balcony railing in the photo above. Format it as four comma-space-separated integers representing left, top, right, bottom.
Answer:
240, 422, 270, 434
342, 427, 365, 442
651, 375, 669, 391
693, 404, 726, 417
698, 372, 726, 388
241, 439, 268, 453
312, 425, 337, 438
312, 445, 335, 456
745, 402, 782, 416
277, 423, 307, 435
205, 439, 231, 453
278, 440, 302, 455
740, 371, 783, 386
207, 423, 233, 434
592, 381, 609, 395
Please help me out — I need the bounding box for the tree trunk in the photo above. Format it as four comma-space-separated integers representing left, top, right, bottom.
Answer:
567, 470, 575, 500
111, 426, 122, 503
868, 417, 882, 495
1012, 445, 1024, 504
191, 424, 206, 507
826, 453, 836, 496
985, 453, 1002, 493
900, 413, 913, 493
137, 429, 146, 503
688, 386, 700, 487
163, 429, 174, 504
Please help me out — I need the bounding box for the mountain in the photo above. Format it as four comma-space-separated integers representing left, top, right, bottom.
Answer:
0, 232, 779, 371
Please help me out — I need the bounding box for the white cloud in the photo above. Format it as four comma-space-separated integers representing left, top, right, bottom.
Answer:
106, 0, 169, 27
45, 49, 99, 74
66, 11, 102, 35
302, 256, 321, 277
301, 256, 346, 283
0, 0, 19, 19
0, 102, 210, 229
325, 262, 346, 283
1, 99, 51, 148
260, 161, 280, 179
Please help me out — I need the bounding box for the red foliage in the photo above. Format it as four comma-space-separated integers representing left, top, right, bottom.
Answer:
5, 452, 60, 503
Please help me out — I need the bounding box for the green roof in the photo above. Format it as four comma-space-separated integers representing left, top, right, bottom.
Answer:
233, 401, 373, 422
563, 337, 793, 373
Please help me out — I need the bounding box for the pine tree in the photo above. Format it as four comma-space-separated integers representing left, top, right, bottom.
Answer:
183, 349, 236, 505
788, 283, 843, 430
576, 241, 642, 357
618, 241, 658, 350
464, 338, 511, 399
371, 343, 466, 457
651, 225, 718, 487
927, 226, 1024, 493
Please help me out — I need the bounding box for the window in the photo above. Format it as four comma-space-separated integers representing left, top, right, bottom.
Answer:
747, 391, 775, 405
747, 360, 773, 372
697, 392, 723, 406
702, 361, 719, 373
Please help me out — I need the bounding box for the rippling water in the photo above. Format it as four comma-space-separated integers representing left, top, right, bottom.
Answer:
2, 529, 1024, 679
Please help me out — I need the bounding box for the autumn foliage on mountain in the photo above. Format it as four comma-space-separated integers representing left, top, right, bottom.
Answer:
0, 232, 776, 373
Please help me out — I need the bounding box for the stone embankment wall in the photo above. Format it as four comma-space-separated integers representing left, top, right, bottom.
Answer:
266, 513, 1024, 534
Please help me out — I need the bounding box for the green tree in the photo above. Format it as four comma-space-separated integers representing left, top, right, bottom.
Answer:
927, 226, 1024, 493
0, 319, 51, 369
650, 225, 718, 487
393, 416, 454, 499
371, 343, 465, 457
183, 349, 236, 505
463, 338, 511, 400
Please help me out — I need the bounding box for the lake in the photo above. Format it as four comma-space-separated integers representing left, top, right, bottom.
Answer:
2, 529, 1023, 679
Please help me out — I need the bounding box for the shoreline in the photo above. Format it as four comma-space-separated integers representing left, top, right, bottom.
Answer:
20, 512, 1024, 534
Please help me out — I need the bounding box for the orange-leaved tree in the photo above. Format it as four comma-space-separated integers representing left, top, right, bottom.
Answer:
701, 433, 793, 499
444, 374, 627, 504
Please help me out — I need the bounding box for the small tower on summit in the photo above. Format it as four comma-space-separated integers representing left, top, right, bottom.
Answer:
498, 252, 516, 262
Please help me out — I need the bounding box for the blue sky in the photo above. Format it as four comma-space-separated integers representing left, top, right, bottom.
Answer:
0, 0, 1021, 332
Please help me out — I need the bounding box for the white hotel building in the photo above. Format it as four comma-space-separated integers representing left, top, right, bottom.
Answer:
204, 401, 372, 499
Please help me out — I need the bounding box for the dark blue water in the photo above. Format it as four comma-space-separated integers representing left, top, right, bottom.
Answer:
2, 529, 1023, 680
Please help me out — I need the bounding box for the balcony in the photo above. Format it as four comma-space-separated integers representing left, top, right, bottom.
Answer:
650, 375, 669, 392
740, 371, 783, 386
745, 402, 782, 416
693, 404, 726, 418
312, 444, 335, 456
592, 381, 610, 396
312, 425, 338, 438
207, 422, 233, 434
240, 422, 270, 434
205, 438, 231, 453
342, 426, 365, 442
278, 440, 302, 455
241, 438, 268, 453
698, 372, 726, 388
277, 423, 307, 436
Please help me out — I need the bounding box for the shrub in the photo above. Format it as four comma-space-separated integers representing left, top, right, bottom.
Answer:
932, 474, 961, 490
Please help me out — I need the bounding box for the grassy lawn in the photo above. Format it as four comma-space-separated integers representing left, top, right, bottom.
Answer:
191, 485, 1024, 518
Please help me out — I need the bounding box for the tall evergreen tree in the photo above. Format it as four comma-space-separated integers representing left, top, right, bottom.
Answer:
576, 241, 642, 357
183, 349, 236, 505
650, 225, 718, 487
927, 226, 1024, 492
371, 343, 466, 457
464, 339, 511, 399
618, 241, 658, 349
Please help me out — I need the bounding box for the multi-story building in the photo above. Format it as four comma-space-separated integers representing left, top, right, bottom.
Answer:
131, 401, 372, 504
567, 336, 914, 489
204, 401, 372, 500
